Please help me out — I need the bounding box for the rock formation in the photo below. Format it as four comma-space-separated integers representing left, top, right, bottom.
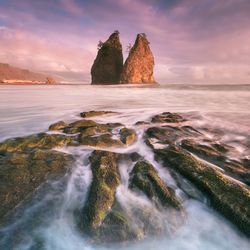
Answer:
0, 63, 57, 84
91, 32, 123, 84
121, 33, 155, 84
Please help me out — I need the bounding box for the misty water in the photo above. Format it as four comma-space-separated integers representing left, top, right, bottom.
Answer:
0, 84, 249, 250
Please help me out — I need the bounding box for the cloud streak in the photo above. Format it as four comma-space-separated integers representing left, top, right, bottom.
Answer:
0, 0, 250, 84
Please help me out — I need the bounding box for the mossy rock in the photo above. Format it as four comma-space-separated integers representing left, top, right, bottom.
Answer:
155, 145, 250, 237
48, 121, 68, 131
181, 139, 225, 162
79, 134, 124, 148
80, 150, 120, 231
145, 126, 201, 146
63, 120, 98, 134
129, 160, 182, 209
0, 133, 73, 153
181, 139, 250, 185
120, 128, 137, 146
80, 111, 117, 118
0, 149, 74, 223
94, 203, 143, 243
151, 112, 186, 123
134, 121, 150, 126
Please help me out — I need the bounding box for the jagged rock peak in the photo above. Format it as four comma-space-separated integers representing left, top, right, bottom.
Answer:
91, 31, 123, 85
121, 33, 156, 84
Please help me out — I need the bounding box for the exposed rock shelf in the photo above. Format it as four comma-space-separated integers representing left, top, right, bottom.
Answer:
0, 109, 249, 244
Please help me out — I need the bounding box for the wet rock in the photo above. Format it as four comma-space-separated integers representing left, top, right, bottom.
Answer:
0, 133, 73, 153
63, 120, 97, 134
79, 134, 123, 148
78, 127, 100, 138
48, 121, 68, 131
151, 112, 186, 123
145, 125, 202, 148
134, 121, 150, 126
80, 111, 117, 118
155, 145, 250, 236
80, 150, 120, 231
181, 139, 225, 162
0, 149, 74, 223
120, 128, 137, 145
181, 139, 250, 185
129, 160, 182, 209
121, 33, 155, 84
94, 202, 143, 243
91, 31, 123, 84
129, 152, 142, 162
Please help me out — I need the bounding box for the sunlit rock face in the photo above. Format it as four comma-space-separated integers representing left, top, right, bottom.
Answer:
91, 32, 123, 84
121, 34, 156, 84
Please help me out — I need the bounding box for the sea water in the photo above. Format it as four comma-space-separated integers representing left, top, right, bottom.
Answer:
0, 84, 249, 249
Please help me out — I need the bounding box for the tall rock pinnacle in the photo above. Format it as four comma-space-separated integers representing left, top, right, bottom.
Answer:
91, 31, 123, 84
121, 34, 155, 84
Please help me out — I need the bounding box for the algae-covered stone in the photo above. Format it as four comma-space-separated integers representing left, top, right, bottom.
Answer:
151, 112, 186, 123
63, 120, 98, 134
79, 134, 124, 148
145, 125, 202, 148
80, 150, 120, 231
0, 149, 74, 223
0, 133, 73, 153
94, 202, 143, 243
181, 139, 250, 185
129, 160, 182, 209
120, 128, 137, 146
80, 111, 117, 118
155, 145, 250, 236
48, 121, 68, 131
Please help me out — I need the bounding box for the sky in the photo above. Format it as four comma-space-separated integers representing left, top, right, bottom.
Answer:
0, 0, 250, 84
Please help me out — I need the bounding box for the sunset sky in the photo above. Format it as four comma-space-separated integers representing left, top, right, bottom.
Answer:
0, 0, 250, 84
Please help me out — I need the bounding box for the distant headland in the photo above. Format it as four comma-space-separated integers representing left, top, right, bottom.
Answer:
0, 63, 57, 85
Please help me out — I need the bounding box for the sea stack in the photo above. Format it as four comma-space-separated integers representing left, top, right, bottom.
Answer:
91, 31, 123, 84
121, 33, 155, 84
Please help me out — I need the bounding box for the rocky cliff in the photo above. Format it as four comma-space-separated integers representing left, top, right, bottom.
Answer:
91, 32, 123, 84
0, 63, 56, 84
121, 34, 155, 84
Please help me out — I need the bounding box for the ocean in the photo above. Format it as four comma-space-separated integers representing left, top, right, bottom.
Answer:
0, 84, 249, 250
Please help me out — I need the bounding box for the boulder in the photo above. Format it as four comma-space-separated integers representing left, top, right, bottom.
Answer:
120, 128, 137, 145
48, 121, 68, 131
80, 150, 120, 231
63, 120, 98, 134
151, 112, 186, 123
79, 134, 123, 148
121, 33, 155, 84
129, 160, 182, 209
91, 31, 123, 84
45, 76, 57, 84
80, 111, 117, 118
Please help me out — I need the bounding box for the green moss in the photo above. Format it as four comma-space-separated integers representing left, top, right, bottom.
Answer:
155, 146, 250, 236
0, 133, 73, 153
129, 160, 182, 209
0, 149, 74, 223
79, 134, 123, 148
80, 150, 120, 231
